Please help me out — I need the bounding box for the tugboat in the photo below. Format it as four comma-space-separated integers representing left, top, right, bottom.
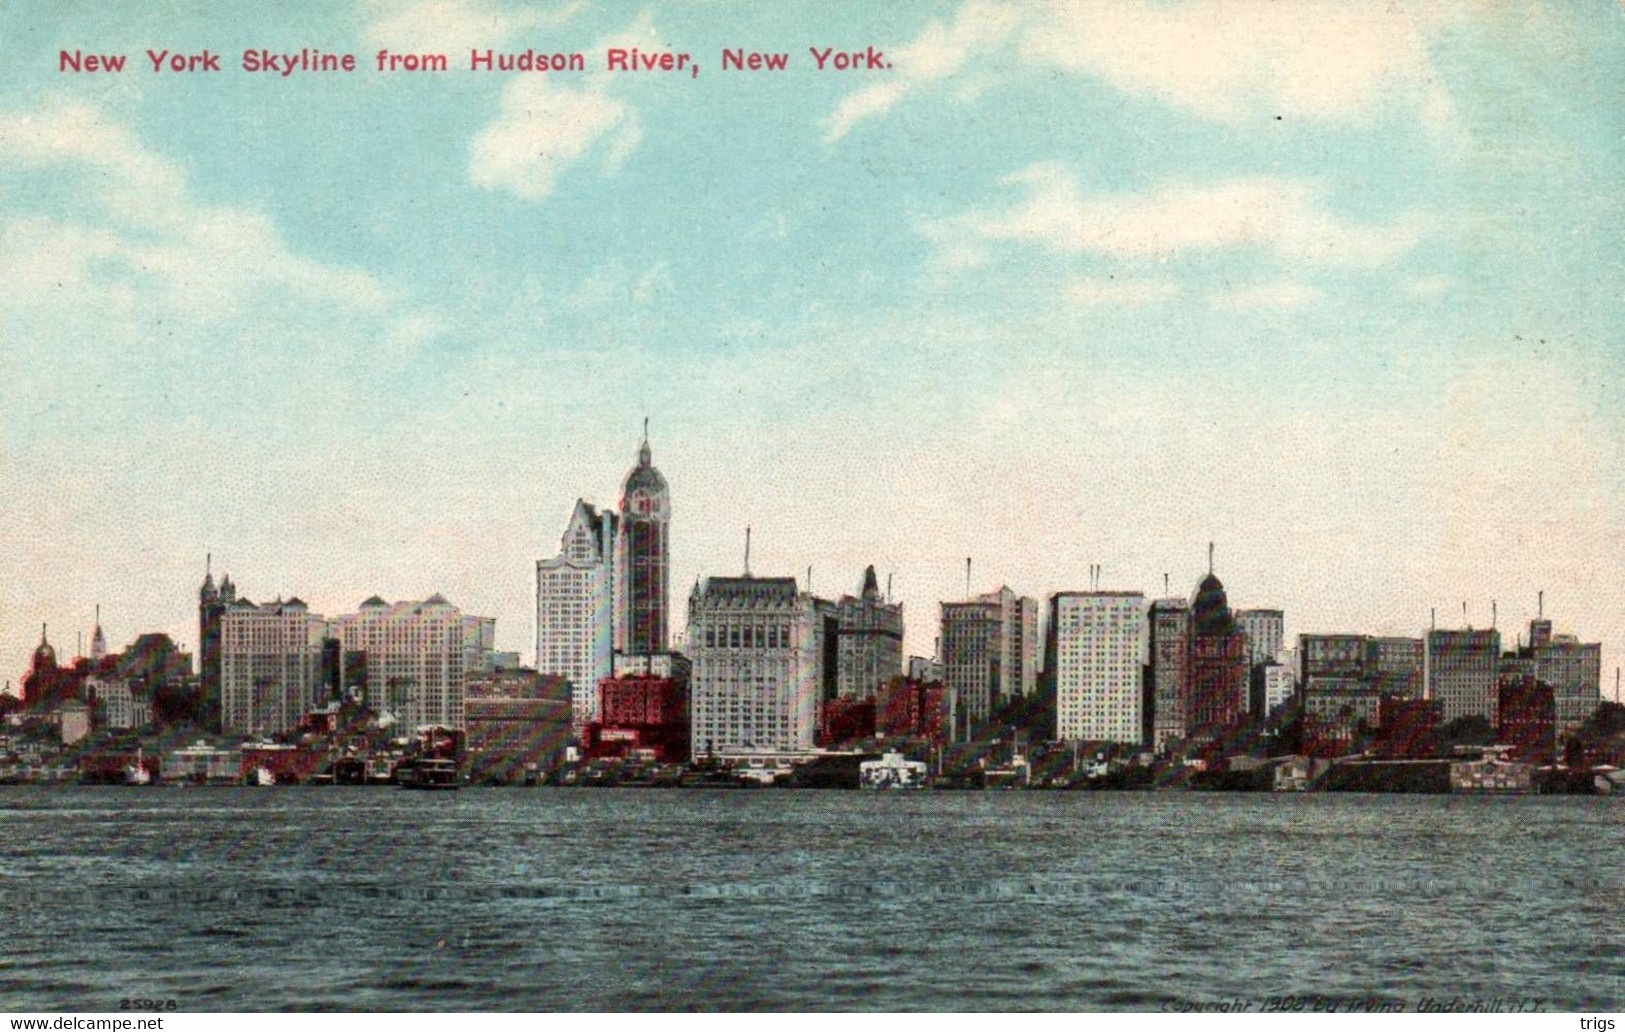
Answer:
396, 756, 460, 790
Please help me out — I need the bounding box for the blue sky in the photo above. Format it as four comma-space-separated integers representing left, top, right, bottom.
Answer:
1, 1, 1621, 689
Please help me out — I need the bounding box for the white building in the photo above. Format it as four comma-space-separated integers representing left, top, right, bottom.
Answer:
330, 594, 493, 733
1050, 592, 1147, 744
535, 499, 618, 728
1259, 662, 1296, 716
688, 575, 832, 757
85, 678, 150, 731
1236, 608, 1284, 668
220, 597, 326, 737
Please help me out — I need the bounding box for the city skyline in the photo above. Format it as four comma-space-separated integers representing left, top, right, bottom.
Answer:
2, 2, 1621, 692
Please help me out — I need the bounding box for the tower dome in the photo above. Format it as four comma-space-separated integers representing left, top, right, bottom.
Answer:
1191, 572, 1234, 637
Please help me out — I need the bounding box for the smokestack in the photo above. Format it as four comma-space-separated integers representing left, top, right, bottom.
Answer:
1431, 607, 1436, 632
743, 526, 751, 578
965, 557, 972, 601
1208, 541, 1214, 575
1538, 590, 1544, 619
1492, 600, 1497, 629
886, 572, 893, 602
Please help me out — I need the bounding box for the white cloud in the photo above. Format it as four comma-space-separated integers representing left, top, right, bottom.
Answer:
469, 78, 640, 200
1065, 277, 1179, 308
1208, 278, 1321, 311
822, 0, 1021, 142
824, 1, 1461, 141
0, 100, 396, 322
1018, 1, 1456, 125
943, 162, 1421, 266
466, 11, 658, 200
360, 0, 580, 55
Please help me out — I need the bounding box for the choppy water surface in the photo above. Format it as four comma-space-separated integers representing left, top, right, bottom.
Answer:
0, 788, 1617, 1011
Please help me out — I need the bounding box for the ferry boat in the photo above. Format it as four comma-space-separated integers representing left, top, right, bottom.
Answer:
397, 757, 460, 790
860, 751, 928, 790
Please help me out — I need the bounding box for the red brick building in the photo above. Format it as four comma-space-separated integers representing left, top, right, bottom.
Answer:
875, 677, 949, 746
582, 674, 688, 763
1497, 674, 1556, 764
817, 696, 876, 747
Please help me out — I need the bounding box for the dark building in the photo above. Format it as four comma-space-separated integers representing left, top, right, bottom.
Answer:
198, 558, 236, 730
817, 696, 876, 747
1372, 697, 1442, 759
616, 427, 670, 656
875, 676, 949, 746
1148, 598, 1191, 752
1497, 674, 1556, 764
1186, 567, 1249, 747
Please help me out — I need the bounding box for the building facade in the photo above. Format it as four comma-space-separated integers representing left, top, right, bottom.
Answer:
1186, 572, 1249, 744
939, 586, 1037, 739
1235, 608, 1284, 668
834, 566, 904, 699
220, 596, 326, 737
687, 576, 831, 756
1148, 598, 1191, 752
1050, 592, 1146, 745
1426, 628, 1501, 727
330, 594, 494, 733
535, 499, 618, 728
1523, 615, 1601, 738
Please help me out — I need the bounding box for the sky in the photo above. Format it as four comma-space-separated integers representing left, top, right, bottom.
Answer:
0, 1, 1621, 694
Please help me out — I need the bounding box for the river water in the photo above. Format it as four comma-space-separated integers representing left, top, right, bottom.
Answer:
0, 788, 1617, 1011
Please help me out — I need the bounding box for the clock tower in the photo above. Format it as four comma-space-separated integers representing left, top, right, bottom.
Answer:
616, 421, 670, 655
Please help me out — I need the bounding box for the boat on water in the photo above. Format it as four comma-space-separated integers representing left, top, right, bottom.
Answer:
123, 748, 152, 786
860, 751, 928, 790
248, 766, 276, 787
397, 757, 460, 790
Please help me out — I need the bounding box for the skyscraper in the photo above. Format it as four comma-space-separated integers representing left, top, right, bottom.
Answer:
687, 574, 831, 756
1186, 563, 1249, 745
1148, 598, 1192, 752
835, 566, 904, 699
1426, 628, 1501, 727
220, 594, 325, 737
616, 426, 670, 656
1522, 610, 1601, 738
198, 556, 234, 730
536, 499, 618, 728
330, 594, 494, 732
939, 586, 1038, 739
1050, 591, 1146, 744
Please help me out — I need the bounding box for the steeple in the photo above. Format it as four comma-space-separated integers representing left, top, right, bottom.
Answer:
200, 553, 218, 603
90, 604, 106, 663
638, 416, 651, 467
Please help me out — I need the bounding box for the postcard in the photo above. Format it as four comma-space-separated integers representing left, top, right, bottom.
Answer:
1, 0, 1621, 1019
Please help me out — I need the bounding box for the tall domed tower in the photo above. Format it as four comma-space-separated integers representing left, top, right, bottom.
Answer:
615, 421, 670, 655
1185, 544, 1249, 746
198, 555, 227, 731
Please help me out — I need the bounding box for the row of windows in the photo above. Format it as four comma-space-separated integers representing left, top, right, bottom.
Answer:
702, 624, 793, 649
